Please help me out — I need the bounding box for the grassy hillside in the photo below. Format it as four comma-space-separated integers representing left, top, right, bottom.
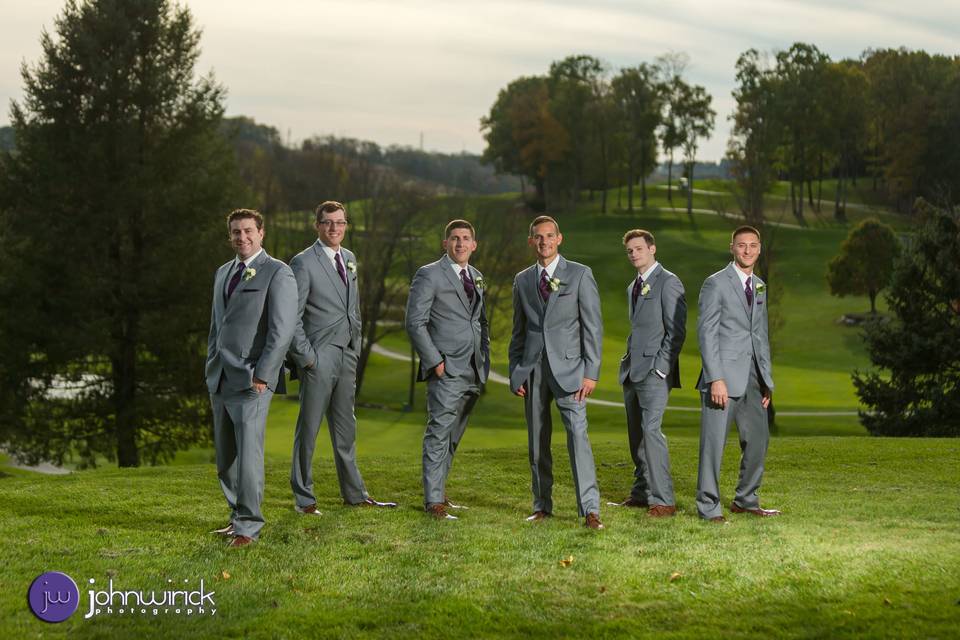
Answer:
3, 438, 958, 638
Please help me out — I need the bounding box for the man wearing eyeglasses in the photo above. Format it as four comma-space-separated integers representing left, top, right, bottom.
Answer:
287, 201, 397, 515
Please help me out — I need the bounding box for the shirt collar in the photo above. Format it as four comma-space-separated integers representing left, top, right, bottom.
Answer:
637, 261, 659, 283
538, 254, 560, 279
233, 248, 263, 269
318, 240, 342, 263
733, 263, 752, 288
450, 261, 471, 276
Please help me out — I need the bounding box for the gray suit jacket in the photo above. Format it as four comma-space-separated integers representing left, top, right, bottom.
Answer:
405, 254, 490, 383
205, 250, 298, 394
509, 256, 603, 395
696, 263, 774, 397
287, 241, 362, 370
619, 264, 687, 388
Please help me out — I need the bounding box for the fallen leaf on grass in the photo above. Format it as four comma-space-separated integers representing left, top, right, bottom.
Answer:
559, 556, 574, 568
220, 570, 231, 580
669, 572, 682, 582
883, 597, 892, 606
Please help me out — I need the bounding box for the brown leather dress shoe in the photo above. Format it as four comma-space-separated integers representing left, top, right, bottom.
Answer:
210, 523, 234, 536
707, 515, 727, 523
607, 496, 649, 508
347, 497, 398, 508
730, 503, 781, 517
426, 504, 458, 520
647, 505, 677, 518
229, 535, 254, 548
525, 510, 552, 522
443, 495, 468, 510
295, 504, 322, 516
584, 513, 605, 530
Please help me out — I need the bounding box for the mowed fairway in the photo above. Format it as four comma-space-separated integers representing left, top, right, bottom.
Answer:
2, 438, 958, 638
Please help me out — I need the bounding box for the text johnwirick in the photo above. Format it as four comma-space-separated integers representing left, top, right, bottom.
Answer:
84, 578, 217, 619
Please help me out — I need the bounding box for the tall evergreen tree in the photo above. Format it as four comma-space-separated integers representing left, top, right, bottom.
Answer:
0, 0, 239, 467
853, 201, 960, 436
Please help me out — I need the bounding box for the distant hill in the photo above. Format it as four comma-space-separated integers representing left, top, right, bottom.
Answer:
221, 117, 521, 196
301, 132, 521, 195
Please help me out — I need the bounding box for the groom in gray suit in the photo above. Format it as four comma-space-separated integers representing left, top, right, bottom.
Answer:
509, 215, 605, 530
206, 209, 298, 547
696, 225, 779, 522
405, 220, 490, 520
612, 229, 686, 517
287, 201, 396, 515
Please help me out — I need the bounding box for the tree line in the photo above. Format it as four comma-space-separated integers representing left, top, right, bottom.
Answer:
481, 53, 715, 215
482, 45, 960, 222
728, 43, 960, 225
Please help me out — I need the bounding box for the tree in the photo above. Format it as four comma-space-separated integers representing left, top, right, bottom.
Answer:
773, 43, 830, 224
826, 218, 900, 314
481, 75, 568, 208
727, 48, 779, 228
656, 52, 690, 204
0, 0, 238, 467
611, 64, 662, 211
547, 55, 607, 209
853, 200, 960, 436
676, 83, 715, 216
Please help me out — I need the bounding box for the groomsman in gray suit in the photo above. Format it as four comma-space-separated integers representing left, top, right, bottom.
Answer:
287, 201, 396, 514
611, 229, 686, 517
206, 209, 298, 547
405, 220, 490, 520
696, 225, 780, 522
509, 215, 605, 530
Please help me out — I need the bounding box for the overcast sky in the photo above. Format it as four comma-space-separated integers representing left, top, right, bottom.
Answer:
2, 1, 957, 161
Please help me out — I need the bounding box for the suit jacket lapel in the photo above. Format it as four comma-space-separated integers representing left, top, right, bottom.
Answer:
441, 254, 471, 313
543, 256, 567, 319
631, 264, 662, 321
226, 251, 268, 315
725, 263, 750, 320
527, 265, 544, 313
468, 265, 483, 317
314, 242, 347, 308
215, 263, 229, 318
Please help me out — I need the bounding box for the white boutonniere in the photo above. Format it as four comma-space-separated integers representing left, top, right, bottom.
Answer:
756, 283, 766, 295
548, 277, 562, 292
474, 277, 486, 291
242, 267, 257, 281
346, 260, 357, 274
641, 283, 651, 296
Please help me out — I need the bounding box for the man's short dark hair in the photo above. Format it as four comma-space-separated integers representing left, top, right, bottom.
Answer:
445, 219, 475, 239
315, 200, 347, 225
529, 215, 560, 237
622, 229, 655, 247
227, 208, 264, 230
731, 225, 761, 243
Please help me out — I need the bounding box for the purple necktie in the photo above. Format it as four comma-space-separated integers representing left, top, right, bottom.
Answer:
226, 261, 245, 299
631, 275, 643, 311
334, 253, 347, 287
460, 268, 475, 302
539, 270, 551, 302
745, 277, 753, 307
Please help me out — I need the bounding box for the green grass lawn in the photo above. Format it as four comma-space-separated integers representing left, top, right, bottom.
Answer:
3, 436, 958, 638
